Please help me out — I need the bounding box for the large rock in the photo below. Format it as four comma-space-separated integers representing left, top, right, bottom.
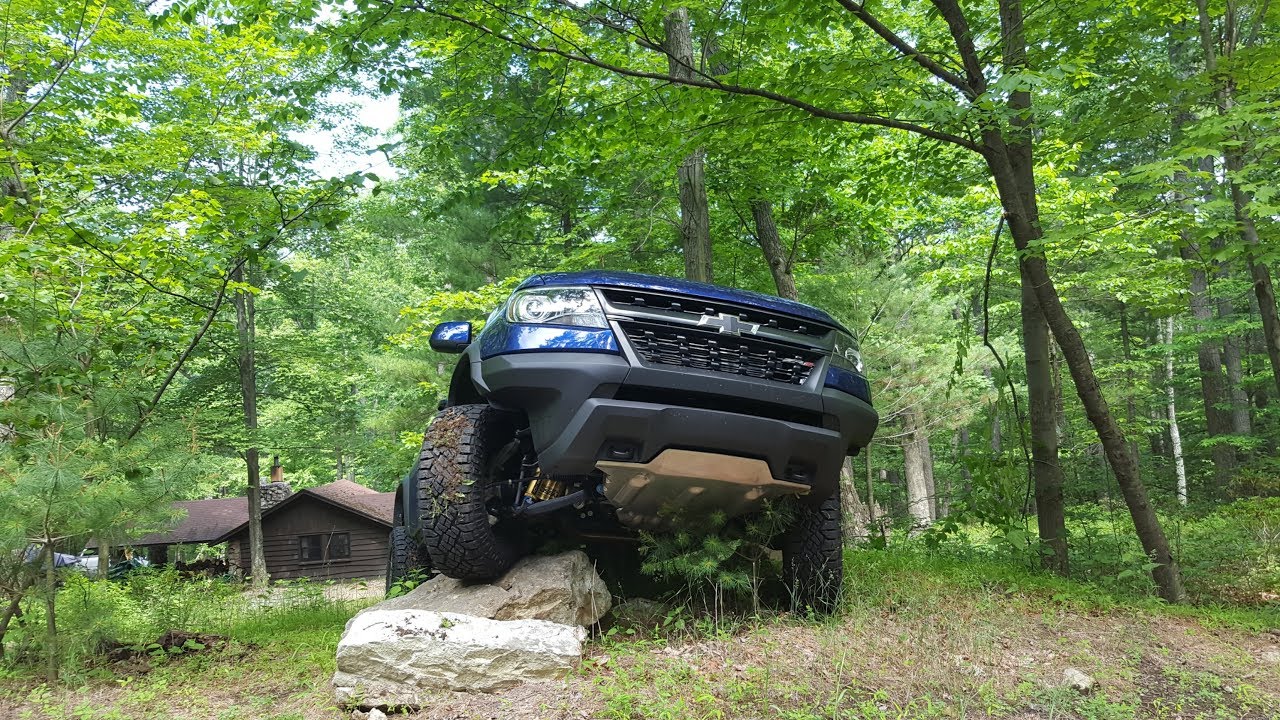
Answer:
366, 550, 611, 627
333, 610, 586, 702
334, 551, 611, 705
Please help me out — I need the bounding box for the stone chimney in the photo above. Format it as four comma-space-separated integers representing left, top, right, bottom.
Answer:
261, 455, 292, 510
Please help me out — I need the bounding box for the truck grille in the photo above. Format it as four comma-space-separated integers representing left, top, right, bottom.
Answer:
617, 320, 819, 385
601, 288, 828, 338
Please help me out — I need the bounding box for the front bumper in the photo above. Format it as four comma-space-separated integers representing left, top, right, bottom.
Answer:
473, 352, 878, 502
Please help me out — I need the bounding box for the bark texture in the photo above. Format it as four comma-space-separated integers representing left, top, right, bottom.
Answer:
233, 261, 268, 588
1022, 265, 1068, 574
1162, 317, 1188, 505
839, 458, 868, 545
1180, 243, 1236, 484
749, 199, 798, 300
663, 9, 713, 283
995, 0, 1068, 575
902, 407, 934, 529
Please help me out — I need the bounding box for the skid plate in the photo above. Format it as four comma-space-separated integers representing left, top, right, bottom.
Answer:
596, 449, 809, 528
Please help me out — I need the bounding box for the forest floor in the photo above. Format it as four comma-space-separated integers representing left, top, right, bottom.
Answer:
2, 551, 1278, 720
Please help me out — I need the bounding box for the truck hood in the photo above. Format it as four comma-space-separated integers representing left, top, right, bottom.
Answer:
520, 271, 846, 331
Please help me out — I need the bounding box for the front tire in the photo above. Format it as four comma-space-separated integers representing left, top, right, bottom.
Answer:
416, 404, 523, 580
781, 485, 844, 614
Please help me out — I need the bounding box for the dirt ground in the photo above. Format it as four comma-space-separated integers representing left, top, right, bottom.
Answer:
401, 602, 1280, 720
3, 587, 1278, 719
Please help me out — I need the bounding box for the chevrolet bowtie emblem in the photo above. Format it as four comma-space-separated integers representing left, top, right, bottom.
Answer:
699, 312, 759, 335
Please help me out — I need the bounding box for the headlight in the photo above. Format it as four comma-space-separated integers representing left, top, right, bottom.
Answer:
831, 332, 864, 374
506, 287, 608, 328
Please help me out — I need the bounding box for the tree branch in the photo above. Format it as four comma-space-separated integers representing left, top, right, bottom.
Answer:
834, 0, 974, 97
2, 1, 107, 139
124, 186, 345, 440
404, 2, 981, 151
929, 0, 988, 93
67, 228, 215, 311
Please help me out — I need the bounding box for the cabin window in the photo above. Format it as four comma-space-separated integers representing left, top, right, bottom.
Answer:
299, 534, 324, 562
328, 532, 351, 559
299, 532, 350, 562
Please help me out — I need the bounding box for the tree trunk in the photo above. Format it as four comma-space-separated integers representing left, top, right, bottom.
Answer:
987, 367, 1003, 454
44, 541, 57, 682
1180, 243, 1236, 484
994, 0, 1069, 574
234, 261, 268, 588
956, 427, 973, 495
1214, 241, 1251, 437
1118, 301, 1138, 438
986, 157, 1184, 600
902, 408, 933, 529
1162, 317, 1188, 505
1195, 0, 1280, 398
749, 199, 798, 300
986, 0, 1184, 603
840, 458, 867, 545
664, 9, 713, 283
865, 449, 878, 537
0, 585, 26, 659
1022, 265, 1068, 574
922, 428, 937, 518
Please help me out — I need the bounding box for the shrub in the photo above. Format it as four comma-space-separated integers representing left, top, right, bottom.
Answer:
637, 502, 793, 613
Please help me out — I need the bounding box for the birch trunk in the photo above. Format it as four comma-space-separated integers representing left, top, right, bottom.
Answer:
840, 458, 867, 545
1163, 317, 1188, 505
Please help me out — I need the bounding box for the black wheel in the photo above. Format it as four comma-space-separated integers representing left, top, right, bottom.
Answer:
385, 525, 420, 595
416, 404, 523, 580
781, 484, 844, 614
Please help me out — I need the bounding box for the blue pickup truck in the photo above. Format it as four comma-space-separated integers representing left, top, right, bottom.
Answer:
388, 271, 878, 610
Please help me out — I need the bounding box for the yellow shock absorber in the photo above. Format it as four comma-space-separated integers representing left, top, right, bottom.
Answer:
524, 471, 569, 501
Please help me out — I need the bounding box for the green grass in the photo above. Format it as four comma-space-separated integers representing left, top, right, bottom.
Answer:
2, 534, 1277, 720
0, 575, 374, 720
588, 544, 1278, 720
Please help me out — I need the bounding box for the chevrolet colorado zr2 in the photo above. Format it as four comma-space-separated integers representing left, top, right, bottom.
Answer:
386, 271, 878, 611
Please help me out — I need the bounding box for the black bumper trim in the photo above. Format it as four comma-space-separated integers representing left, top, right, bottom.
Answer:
476, 352, 879, 502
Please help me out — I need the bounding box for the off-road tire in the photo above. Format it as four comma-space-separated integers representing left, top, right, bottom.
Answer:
385, 526, 420, 595
416, 404, 521, 580
781, 485, 844, 614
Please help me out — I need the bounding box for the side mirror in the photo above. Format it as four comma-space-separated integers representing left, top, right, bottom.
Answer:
429, 321, 472, 353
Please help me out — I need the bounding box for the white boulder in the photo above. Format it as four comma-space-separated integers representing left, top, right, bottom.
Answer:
334, 551, 612, 706
1063, 667, 1097, 693
334, 610, 587, 704
364, 550, 611, 627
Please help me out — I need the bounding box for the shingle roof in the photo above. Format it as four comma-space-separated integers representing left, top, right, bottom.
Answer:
126, 498, 248, 547
308, 479, 395, 525
106, 480, 395, 548
212, 479, 395, 543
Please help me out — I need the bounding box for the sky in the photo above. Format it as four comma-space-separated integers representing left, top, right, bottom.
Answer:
297, 90, 402, 180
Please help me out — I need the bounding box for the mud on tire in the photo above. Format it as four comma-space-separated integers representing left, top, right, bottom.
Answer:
416, 404, 522, 580
781, 484, 844, 614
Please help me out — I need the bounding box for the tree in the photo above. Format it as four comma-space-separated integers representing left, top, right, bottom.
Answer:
347, 0, 1186, 601
0, 0, 354, 672
1195, 0, 1280, 400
